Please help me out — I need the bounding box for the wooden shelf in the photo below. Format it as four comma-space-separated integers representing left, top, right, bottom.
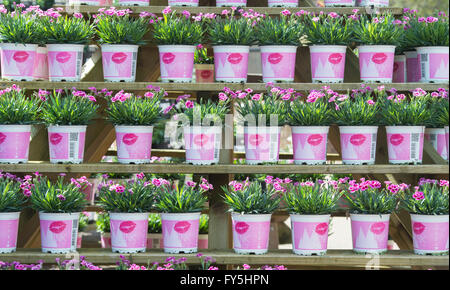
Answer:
1, 162, 448, 174
1, 249, 447, 267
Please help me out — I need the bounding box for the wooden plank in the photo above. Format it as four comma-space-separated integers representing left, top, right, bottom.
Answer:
423, 140, 448, 165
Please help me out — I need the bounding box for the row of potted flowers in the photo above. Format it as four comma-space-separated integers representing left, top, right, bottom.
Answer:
0, 6, 448, 84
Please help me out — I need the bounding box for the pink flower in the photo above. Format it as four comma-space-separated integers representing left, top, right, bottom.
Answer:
412, 191, 425, 201
367, 99, 375, 105
152, 179, 162, 187
186, 181, 196, 187
218, 92, 228, 101
74, 13, 83, 19
243, 264, 251, 270
185, 100, 194, 109
162, 6, 172, 15
251, 94, 262, 101
57, 194, 66, 201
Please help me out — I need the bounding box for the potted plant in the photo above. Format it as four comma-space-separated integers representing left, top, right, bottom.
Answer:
116, 0, 149, 6
97, 174, 158, 253
198, 214, 209, 249
392, 47, 408, 83
0, 173, 28, 253
69, 0, 101, 5
283, 180, 343, 256
287, 88, 334, 165
216, 0, 246, 7
255, 10, 301, 83
343, 179, 402, 254
147, 213, 163, 249
380, 88, 433, 164
0, 85, 40, 164
332, 85, 381, 165
39, 89, 99, 164
207, 9, 260, 83
401, 179, 449, 255
105, 88, 165, 164
358, 0, 389, 7
268, 0, 298, 7
0, 4, 43, 81
303, 11, 354, 83
29, 174, 89, 253
426, 91, 449, 161
222, 178, 282, 255
40, 9, 94, 82
154, 178, 212, 254
96, 212, 111, 248
194, 44, 214, 83
353, 13, 403, 83
152, 8, 204, 83
77, 211, 90, 249
168, 0, 199, 6
324, 0, 355, 7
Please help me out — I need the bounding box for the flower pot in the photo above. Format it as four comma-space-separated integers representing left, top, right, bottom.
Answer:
117, 0, 148, 5
101, 44, 138, 82
404, 50, 421, 83
48, 125, 87, 164
158, 45, 195, 83
81, 177, 101, 205
147, 233, 164, 249
33, 46, 49, 81
115, 126, 153, 164
244, 126, 281, 165
416, 46, 449, 83
216, 0, 247, 6
310, 45, 347, 83
161, 212, 201, 254
0, 125, 32, 164
411, 214, 449, 255
213, 45, 249, 83
358, 45, 396, 83
77, 233, 82, 248
324, 0, 355, 6
0, 43, 37, 81
392, 55, 406, 83
68, 0, 101, 4
339, 126, 378, 165
231, 213, 271, 255
0, 212, 20, 254
425, 128, 448, 162
386, 126, 424, 164
261, 45, 297, 83
350, 214, 390, 254
100, 232, 111, 248
184, 126, 222, 165
358, 0, 389, 6
195, 64, 215, 83
47, 44, 84, 82
39, 212, 80, 254
198, 234, 208, 249
110, 212, 149, 253
291, 126, 329, 165
268, 0, 298, 7
168, 0, 199, 6
446, 126, 449, 162
290, 214, 330, 256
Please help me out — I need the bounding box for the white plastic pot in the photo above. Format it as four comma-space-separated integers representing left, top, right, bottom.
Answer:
260, 45, 297, 83
161, 212, 201, 254
0, 212, 20, 253
290, 214, 330, 256
339, 126, 378, 165
350, 214, 391, 254
0, 43, 38, 81
184, 126, 222, 165
48, 125, 87, 164
195, 64, 215, 83
392, 55, 407, 83
213, 45, 250, 83
216, 0, 247, 7
244, 126, 281, 165
118, 0, 149, 5
358, 45, 396, 83
411, 214, 449, 255
101, 44, 138, 82
115, 126, 153, 164
68, 0, 100, 4
310, 45, 347, 83
324, 0, 355, 6
358, 0, 389, 7
0, 125, 32, 164
47, 44, 84, 82
158, 45, 196, 83
168, 0, 199, 6
404, 50, 421, 83
268, 0, 298, 7
33, 46, 49, 81
110, 212, 149, 253
39, 212, 80, 254
425, 128, 448, 161
291, 126, 329, 165
232, 213, 271, 255
386, 126, 425, 164
416, 46, 449, 83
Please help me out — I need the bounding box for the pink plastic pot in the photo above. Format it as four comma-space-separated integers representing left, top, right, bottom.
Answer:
115, 125, 153, 164
168, 0, 199, 6
100, 232, 111, 248
118, 0, 149, 5
33, 46, 49, 81
77, 233, 82, 249
358, 45, 395, 83
159, 45, 195, 83
0, 43, 37, 81
261, 45, 297, 83
48, 125, 86, 164
386, 126, 424, 164
110, 212, 149, 253
324, 0, 355, 6
147, 233, 164, 249
268, 0, 298, 7
0, 212, 20, 254
68, 0, 101, 4
310, 45, 347, 83
232, 213, 271, 255
161, 212, 201, 254
350, 214, 390, 254
290, 214, 330, 256
392, 55, 406, 83
416, 46, 449, 83
39, 212, 80, 254
339, 126, 378, 165
81, 178, 101, 205
446, 126, 449, 162
292, 126, 329, 165
244, 126, 281, 165
47, 44, 84, 82
216, 0, 247, 6
184, 126, 222, 165
405, 51, 421, 83
198, 234, 208, 249
358, 0, 389, 6
425, 128, 448, 161
213, 45, 249, 83
102, 44, 138, 82
0, 125, 32, 164
411, 214, 449, 255
195, 64, 214, 83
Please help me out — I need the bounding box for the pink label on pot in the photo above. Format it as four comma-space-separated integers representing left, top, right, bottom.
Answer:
269, 0, 297, 3
406, 55, 420, 82
392, 59, 406, 83
159, 51, 194, 79
110, 219, 148, 249
101, 235, 111, 248
196, 69, 214, 83
48, 131, 86, 161
40, 219, 74, 249
169, 0, 199, 4
185, 132, 218, 161
359, 51, 395, 79
161, 219, 199, 249
116, 132, 152, 160
324, 0, 353, 3
244, 132, 280, 162
33, 51, 49, 80
232, 220, 270, 250
0, 131, 30, 160
412, 221, 449, 251
425, 132, 448, 160
0, 219, 19, 249
261, 52, 296, 80
292, 221, 329, 251
310, 51, 346, 79
215, 51, 249, 79
340, 133, 375, 161
429, 53, 449, 80
48, 51, 80, 78
387, 133, 424, 162
292, 133, 327, 161
198, 237, 208, 249
1, 49, 36, 78
351, 220, 389, 251
216, 0, 246, 4
103, 51, 135, 79
77, 235, 82, 248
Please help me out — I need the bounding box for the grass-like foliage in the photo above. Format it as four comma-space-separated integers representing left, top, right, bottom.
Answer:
353, 13, 404, 46
255, 11, 302, 46
96, 212, 110, 233
287, 89, 335, 126
401, 179, 449, 215
169, 95, 229, 126
0, 174, 28, 212
148, 213, 162, 233
0, 85, 40, 125
0, 5, 43, 44
431, 93, 449, 128
194, 44, 213, 64
40, 12, 94, 44
152, 10, 204, 45
199, 214, 209, 234
303, 11, 355, 45
404, 13, 449, 47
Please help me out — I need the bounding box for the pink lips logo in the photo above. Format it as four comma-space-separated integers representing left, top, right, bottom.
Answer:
0, 133, 6, 144
350, 134, 367, 146
413, 222, 425, 235
13, 51, 29, 63
370, 222, 386, 235
328, 53, 343, 64
162, 53, 176, 64
119, 221, 136, 234
315, 223, 328, 235
49, 221, 66, 234
372, 53, 388, 64
174, 221, 191, 234
193, 134, 209, 146
50, 133, 63, 145
200, 70, 212, 79
268, 53, 283, 64
112, 52, 128, 64
393, 62, 399, 72
122, 134, 138, 145
56, 52, 71, 64
307, 134, 323, 146
228, 53, 243, 64
249, 134, 264, 146
235, 222, 249, 234
390, 134, 404, 146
